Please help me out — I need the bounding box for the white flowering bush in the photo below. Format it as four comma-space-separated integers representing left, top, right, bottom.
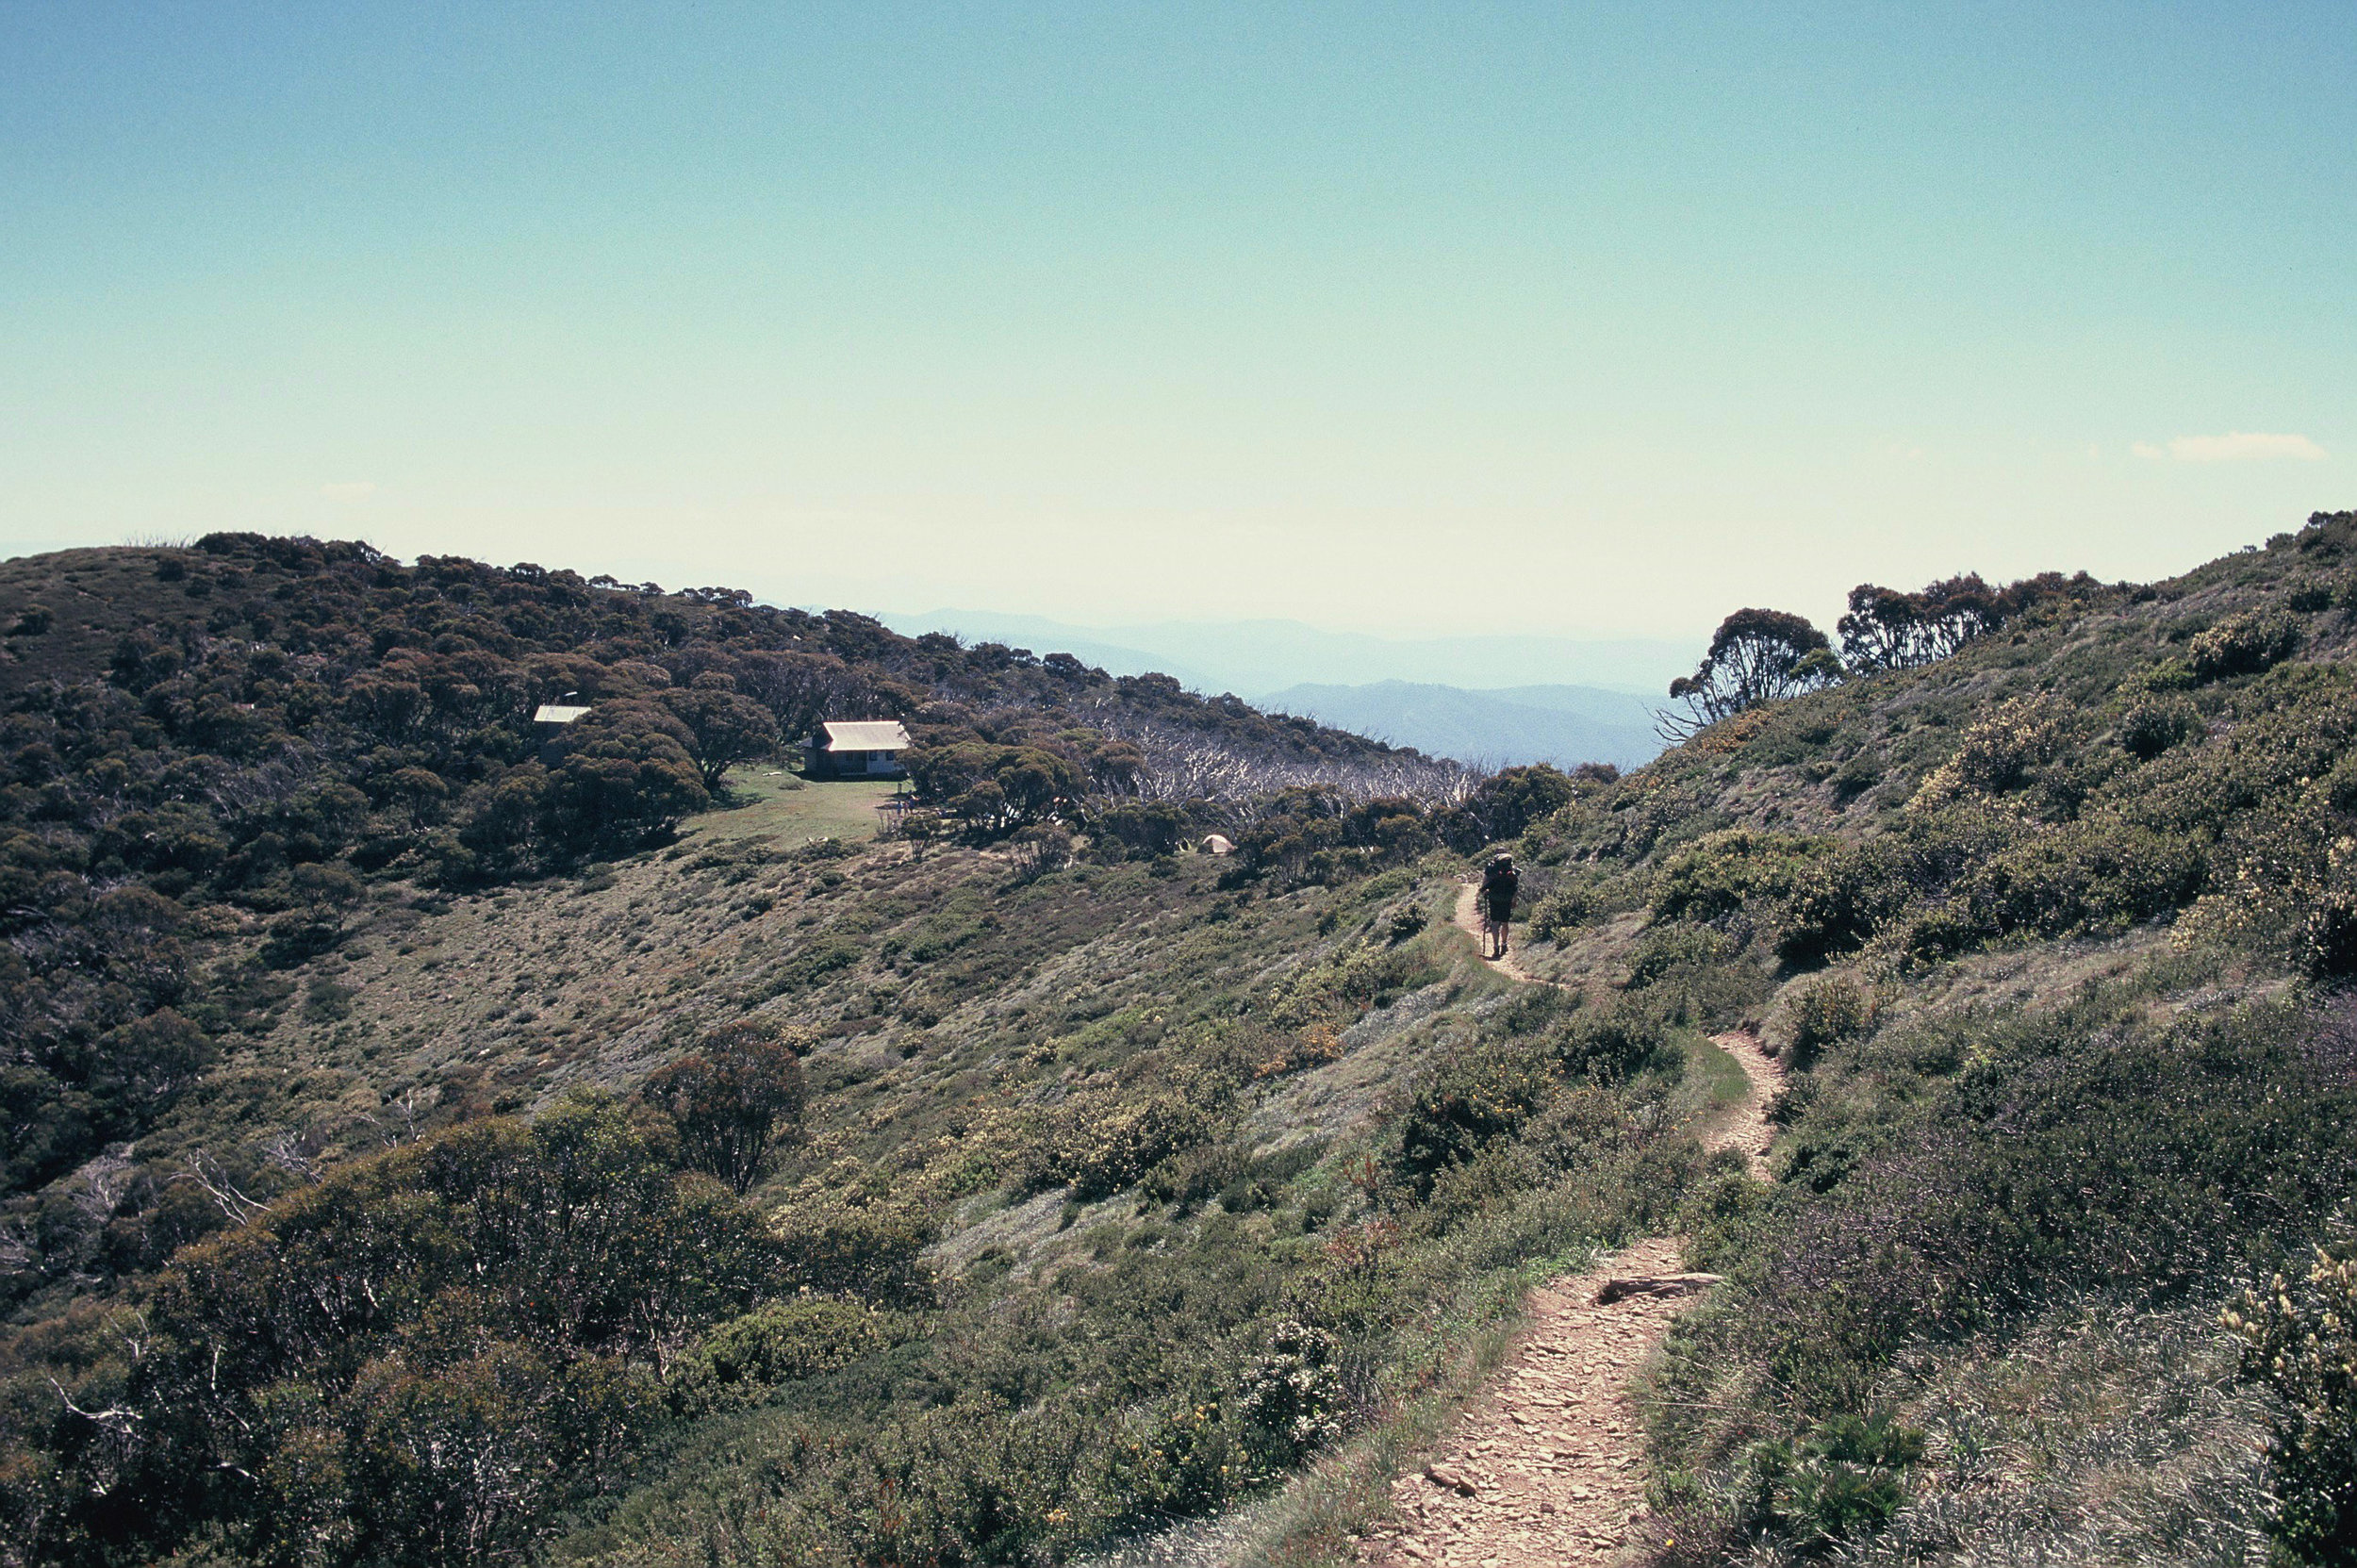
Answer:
1234, 1318, 1346, 1475
1909, 693, 2076, 810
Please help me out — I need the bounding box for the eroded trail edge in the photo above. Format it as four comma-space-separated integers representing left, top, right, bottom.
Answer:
1354, 888, 1785, 1565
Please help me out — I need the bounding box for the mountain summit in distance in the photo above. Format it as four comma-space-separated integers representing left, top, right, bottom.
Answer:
877, 609, 1689, 767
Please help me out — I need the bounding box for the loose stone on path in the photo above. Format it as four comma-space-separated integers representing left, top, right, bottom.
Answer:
1357, 1237, 1706, 1567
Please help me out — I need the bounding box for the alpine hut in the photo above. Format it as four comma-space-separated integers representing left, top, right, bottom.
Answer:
532, 693, 591, 726
806, 719, 913, 780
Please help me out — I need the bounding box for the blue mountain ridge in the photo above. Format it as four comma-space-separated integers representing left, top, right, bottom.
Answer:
1256, 680, 1663, 770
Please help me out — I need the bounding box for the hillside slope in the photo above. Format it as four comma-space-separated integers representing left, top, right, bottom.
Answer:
6, 516, 2357, 1568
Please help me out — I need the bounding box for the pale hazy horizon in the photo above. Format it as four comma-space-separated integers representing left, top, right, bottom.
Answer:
4, 5, 2349, 641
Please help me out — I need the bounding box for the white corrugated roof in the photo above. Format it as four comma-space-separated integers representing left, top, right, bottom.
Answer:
533, 703, 592, 724
818, 719, 912, 751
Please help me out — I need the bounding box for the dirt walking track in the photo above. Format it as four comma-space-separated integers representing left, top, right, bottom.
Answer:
1352, 885, 1783, 1567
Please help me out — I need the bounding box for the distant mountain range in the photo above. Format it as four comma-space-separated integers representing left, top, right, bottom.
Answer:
877, 608, 1689, 769
879, 609, 1694, 700
1258, 680, 1663, 770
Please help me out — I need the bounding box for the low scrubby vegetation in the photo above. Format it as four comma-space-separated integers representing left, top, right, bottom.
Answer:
1479, 510, 2357, 1564
0, 534, 1509, 1283
10, 510, 2357, 1566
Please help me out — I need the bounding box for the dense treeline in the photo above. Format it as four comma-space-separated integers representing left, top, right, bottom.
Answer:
0, 534, 1448, 1214
1835, 569, 2105, 672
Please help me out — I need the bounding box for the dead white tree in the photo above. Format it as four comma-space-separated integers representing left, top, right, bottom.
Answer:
1083, 712, 1480, 808
182, 1148, 268, 1227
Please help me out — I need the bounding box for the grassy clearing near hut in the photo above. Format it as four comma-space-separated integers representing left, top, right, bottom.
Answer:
687, 768, 905, 848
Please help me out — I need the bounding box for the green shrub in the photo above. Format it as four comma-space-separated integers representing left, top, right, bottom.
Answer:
1393, 1041, 1558, 1195
2286, 577, 2341, 613
1650, 829, 1830, 925
678, 1296, 891, 1393
770, 935, 863, 993
1786, 976, 1874, 1066
1624, 926, 1771, 1027
2225, 1242, 2357, 1565
1232, 1318, 1346, 1477
1530, 871, 1613, 938
2118, 693, 2200, 759
1140, 1140, 1246, 1208
1780, 804, 2203, 969
1330, 941, 1443, 1007
1739, 1412, 1926, 1555
258, 910, 346, 967
1035, 1088, 1225, 1200
2305, 890, 2357, 979
1557, 999, 1678, 1081
1910, 693, 2076, 808
1827, 750, 1883, 804
2123, 656, 2199, 693
1934, 815, 2205, 952
769, 1181, 938, 1305
1777, 839, 1924, 968
1628, 926, 1737, 987
2191, 606, 2302, 681
1271, 939, 1442, 1026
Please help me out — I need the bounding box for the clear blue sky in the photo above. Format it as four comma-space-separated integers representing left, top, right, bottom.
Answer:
3, 3, 2349, 637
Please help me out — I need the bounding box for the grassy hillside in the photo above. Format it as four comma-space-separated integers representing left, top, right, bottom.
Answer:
1495, 512, 2357, 1566
7, 515, 2357, 1567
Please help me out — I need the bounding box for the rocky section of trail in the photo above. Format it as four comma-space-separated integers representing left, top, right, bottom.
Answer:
1356, 1238, 1714, 1567
1362, 884, 1785, 1566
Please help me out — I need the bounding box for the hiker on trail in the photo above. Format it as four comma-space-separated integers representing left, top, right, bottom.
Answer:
1478, 851, 1519, 960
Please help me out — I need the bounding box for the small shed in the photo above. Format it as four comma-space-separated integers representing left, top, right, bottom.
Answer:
807, 719, 913, 780
532, 697, 592, 763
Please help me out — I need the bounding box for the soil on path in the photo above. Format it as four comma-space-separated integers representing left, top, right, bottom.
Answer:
1353, 885, 1785, 1566
1703, 1027, 1781, 1180
1453, 879, 1539, 984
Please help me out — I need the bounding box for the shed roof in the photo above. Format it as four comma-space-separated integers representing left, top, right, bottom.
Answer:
533, 703, 592, 724
817, 719, 912, 751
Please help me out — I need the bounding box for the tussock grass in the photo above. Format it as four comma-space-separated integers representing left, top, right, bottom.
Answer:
1850, 1299, 2273, 1568
1684, 1028, 1754, 1113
